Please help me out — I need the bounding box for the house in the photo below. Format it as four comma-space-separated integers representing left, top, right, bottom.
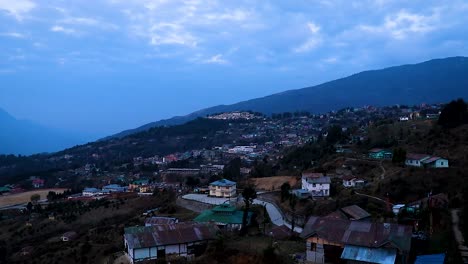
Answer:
342, 175, 366, 188
414, 253, 445, 264
405, 153, 449, 168
129, 179, 150, 192
102, 184, 127, 193
194, 203, 251, 231
0, 186, 11, 194
301, 174, 331, 197
368, 148, 393, 160
326, 205, 371, 221
421, 156, 449, 168
32, 178, 45, 188
82, 187, 101, 197
209, 179, 236, 198
124, 222, 219, 263
61, 231, 78, 241
301, 217, 412, 264
145, 217, 179, 227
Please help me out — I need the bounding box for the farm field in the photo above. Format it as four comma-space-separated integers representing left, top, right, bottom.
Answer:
0, 188, 67, 207
249, 176, 299, 191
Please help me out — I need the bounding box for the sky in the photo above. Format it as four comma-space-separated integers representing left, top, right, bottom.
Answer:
1, 0, 468, 138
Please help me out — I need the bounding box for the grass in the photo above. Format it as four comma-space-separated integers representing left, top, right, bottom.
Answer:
0, 188, 67, 207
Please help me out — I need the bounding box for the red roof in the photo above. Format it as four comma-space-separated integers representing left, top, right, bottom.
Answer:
32, 179, 45, 184
406, 153, 430, 161
301, 217, 412, 252
342, 175, 357, 181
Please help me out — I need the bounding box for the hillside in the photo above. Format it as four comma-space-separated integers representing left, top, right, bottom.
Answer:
109, 56, 468, 139
0, 108, 89, 155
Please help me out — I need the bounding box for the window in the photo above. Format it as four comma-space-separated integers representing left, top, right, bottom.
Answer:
441, 162, 444, 165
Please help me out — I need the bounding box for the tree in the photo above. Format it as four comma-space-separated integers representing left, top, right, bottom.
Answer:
289, 195, 297, 236
438, 98, 468, 128
392, 148, 407, 163
185, 176, 200, 188
280, 182, 291, 202
30, 194, 40, 203
326, 125, 343, 145
223, 157, 241, 181
241, 186, 257, 235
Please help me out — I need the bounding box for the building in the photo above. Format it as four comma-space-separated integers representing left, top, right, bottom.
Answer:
325, 205, 371, 221
342, 175, 366, 188
301, 174, 331, 197
102, 184, 127, 193
414, 253, 445, 264
194, 203, 251, 231
209, 179, 236, 198
300, 217, 412, 264
82, 187, 101, 197
368, 148, 393, 160
124, 222, 219, 263
32, 178, 45, 188
405, 153, 449, 168
145, 217, 179, 227
129, 179, 150, 192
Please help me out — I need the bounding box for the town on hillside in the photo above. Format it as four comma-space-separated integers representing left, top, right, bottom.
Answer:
1, 100, 468, 264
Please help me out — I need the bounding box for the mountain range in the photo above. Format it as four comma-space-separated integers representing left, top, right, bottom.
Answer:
109, 56, 468, 139
2, 56, 468, 154
0, 108, 90, 155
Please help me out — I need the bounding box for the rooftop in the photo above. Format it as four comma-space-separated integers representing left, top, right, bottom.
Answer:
194, 204, 250, 225
300, 217, 412, 252
210, 179, 236, 187
124, 222, 219, 249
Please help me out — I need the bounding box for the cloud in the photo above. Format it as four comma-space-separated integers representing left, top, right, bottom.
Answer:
0, 32, 26, 38
50, 25, 77, 35
359, 10, 439, 39
148, 22, 197, 47
59, 16, 119, 31
294, 22, 322, 53
0, 0, 35, 21
202, 54, 228, 65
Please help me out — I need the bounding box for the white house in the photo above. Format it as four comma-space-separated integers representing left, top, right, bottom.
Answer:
405, 153, 449, 168
209, 179, 236, 198
124, 222, 219, 263
82, 187, 101, 197
301, 174, 331, 197
342, 175, 365, 188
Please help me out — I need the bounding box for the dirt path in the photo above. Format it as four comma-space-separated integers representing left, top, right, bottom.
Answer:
379, 161, 386, 180
450, 209, 468, 263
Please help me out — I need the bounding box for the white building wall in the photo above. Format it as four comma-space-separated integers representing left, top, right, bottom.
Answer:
435, 159, 449, 168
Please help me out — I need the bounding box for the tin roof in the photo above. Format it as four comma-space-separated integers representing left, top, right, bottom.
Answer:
341, 205, 371, 220
414, 253, 445, 264
406, 153, 431, 161
124, 222, 219, 250
305, 176, 331, 184
302, 172, 324, 179
300, 217, 412, 252
341, 245, 397, 264
421, 157, 444, 164
145, 217, 178, 226
210, 179, 236, 187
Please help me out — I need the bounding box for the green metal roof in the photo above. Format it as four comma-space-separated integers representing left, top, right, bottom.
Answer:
194, 204, 251, 225
0, 186, 11, 192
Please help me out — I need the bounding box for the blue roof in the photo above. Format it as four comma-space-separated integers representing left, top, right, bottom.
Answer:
341, 245, 397, 264
83, 187, 100, 192
210, 179, 236, 187
414, 254, 445, 264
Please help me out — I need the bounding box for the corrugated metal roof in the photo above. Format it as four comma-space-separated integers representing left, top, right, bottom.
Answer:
341, 205, 371, 220
406, 153, 431, 161
341, 245, 397, 264
414, 253, 445, 264
210, 179, 236, 187
300, 217, 412, 252
124, 222, 219, 250
145, 217, 178, 226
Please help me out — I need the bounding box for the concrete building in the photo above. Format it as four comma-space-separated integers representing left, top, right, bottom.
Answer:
209, 179, 236, 198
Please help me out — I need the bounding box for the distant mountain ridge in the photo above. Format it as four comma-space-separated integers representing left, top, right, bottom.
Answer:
108, 56, 468, 139
0, 108, 90, 155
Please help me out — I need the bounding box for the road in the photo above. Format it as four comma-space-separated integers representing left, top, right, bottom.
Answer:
450, 209, 468, 263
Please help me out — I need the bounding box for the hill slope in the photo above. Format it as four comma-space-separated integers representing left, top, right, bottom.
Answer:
0, 108, 89, 155
110, 56, 468, 139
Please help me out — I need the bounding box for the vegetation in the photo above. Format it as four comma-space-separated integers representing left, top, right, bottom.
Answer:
241, 186, 257, 235
438, 98, 468, 128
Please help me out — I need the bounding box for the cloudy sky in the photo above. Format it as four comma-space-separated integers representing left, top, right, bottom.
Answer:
1, 0, 468, 137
